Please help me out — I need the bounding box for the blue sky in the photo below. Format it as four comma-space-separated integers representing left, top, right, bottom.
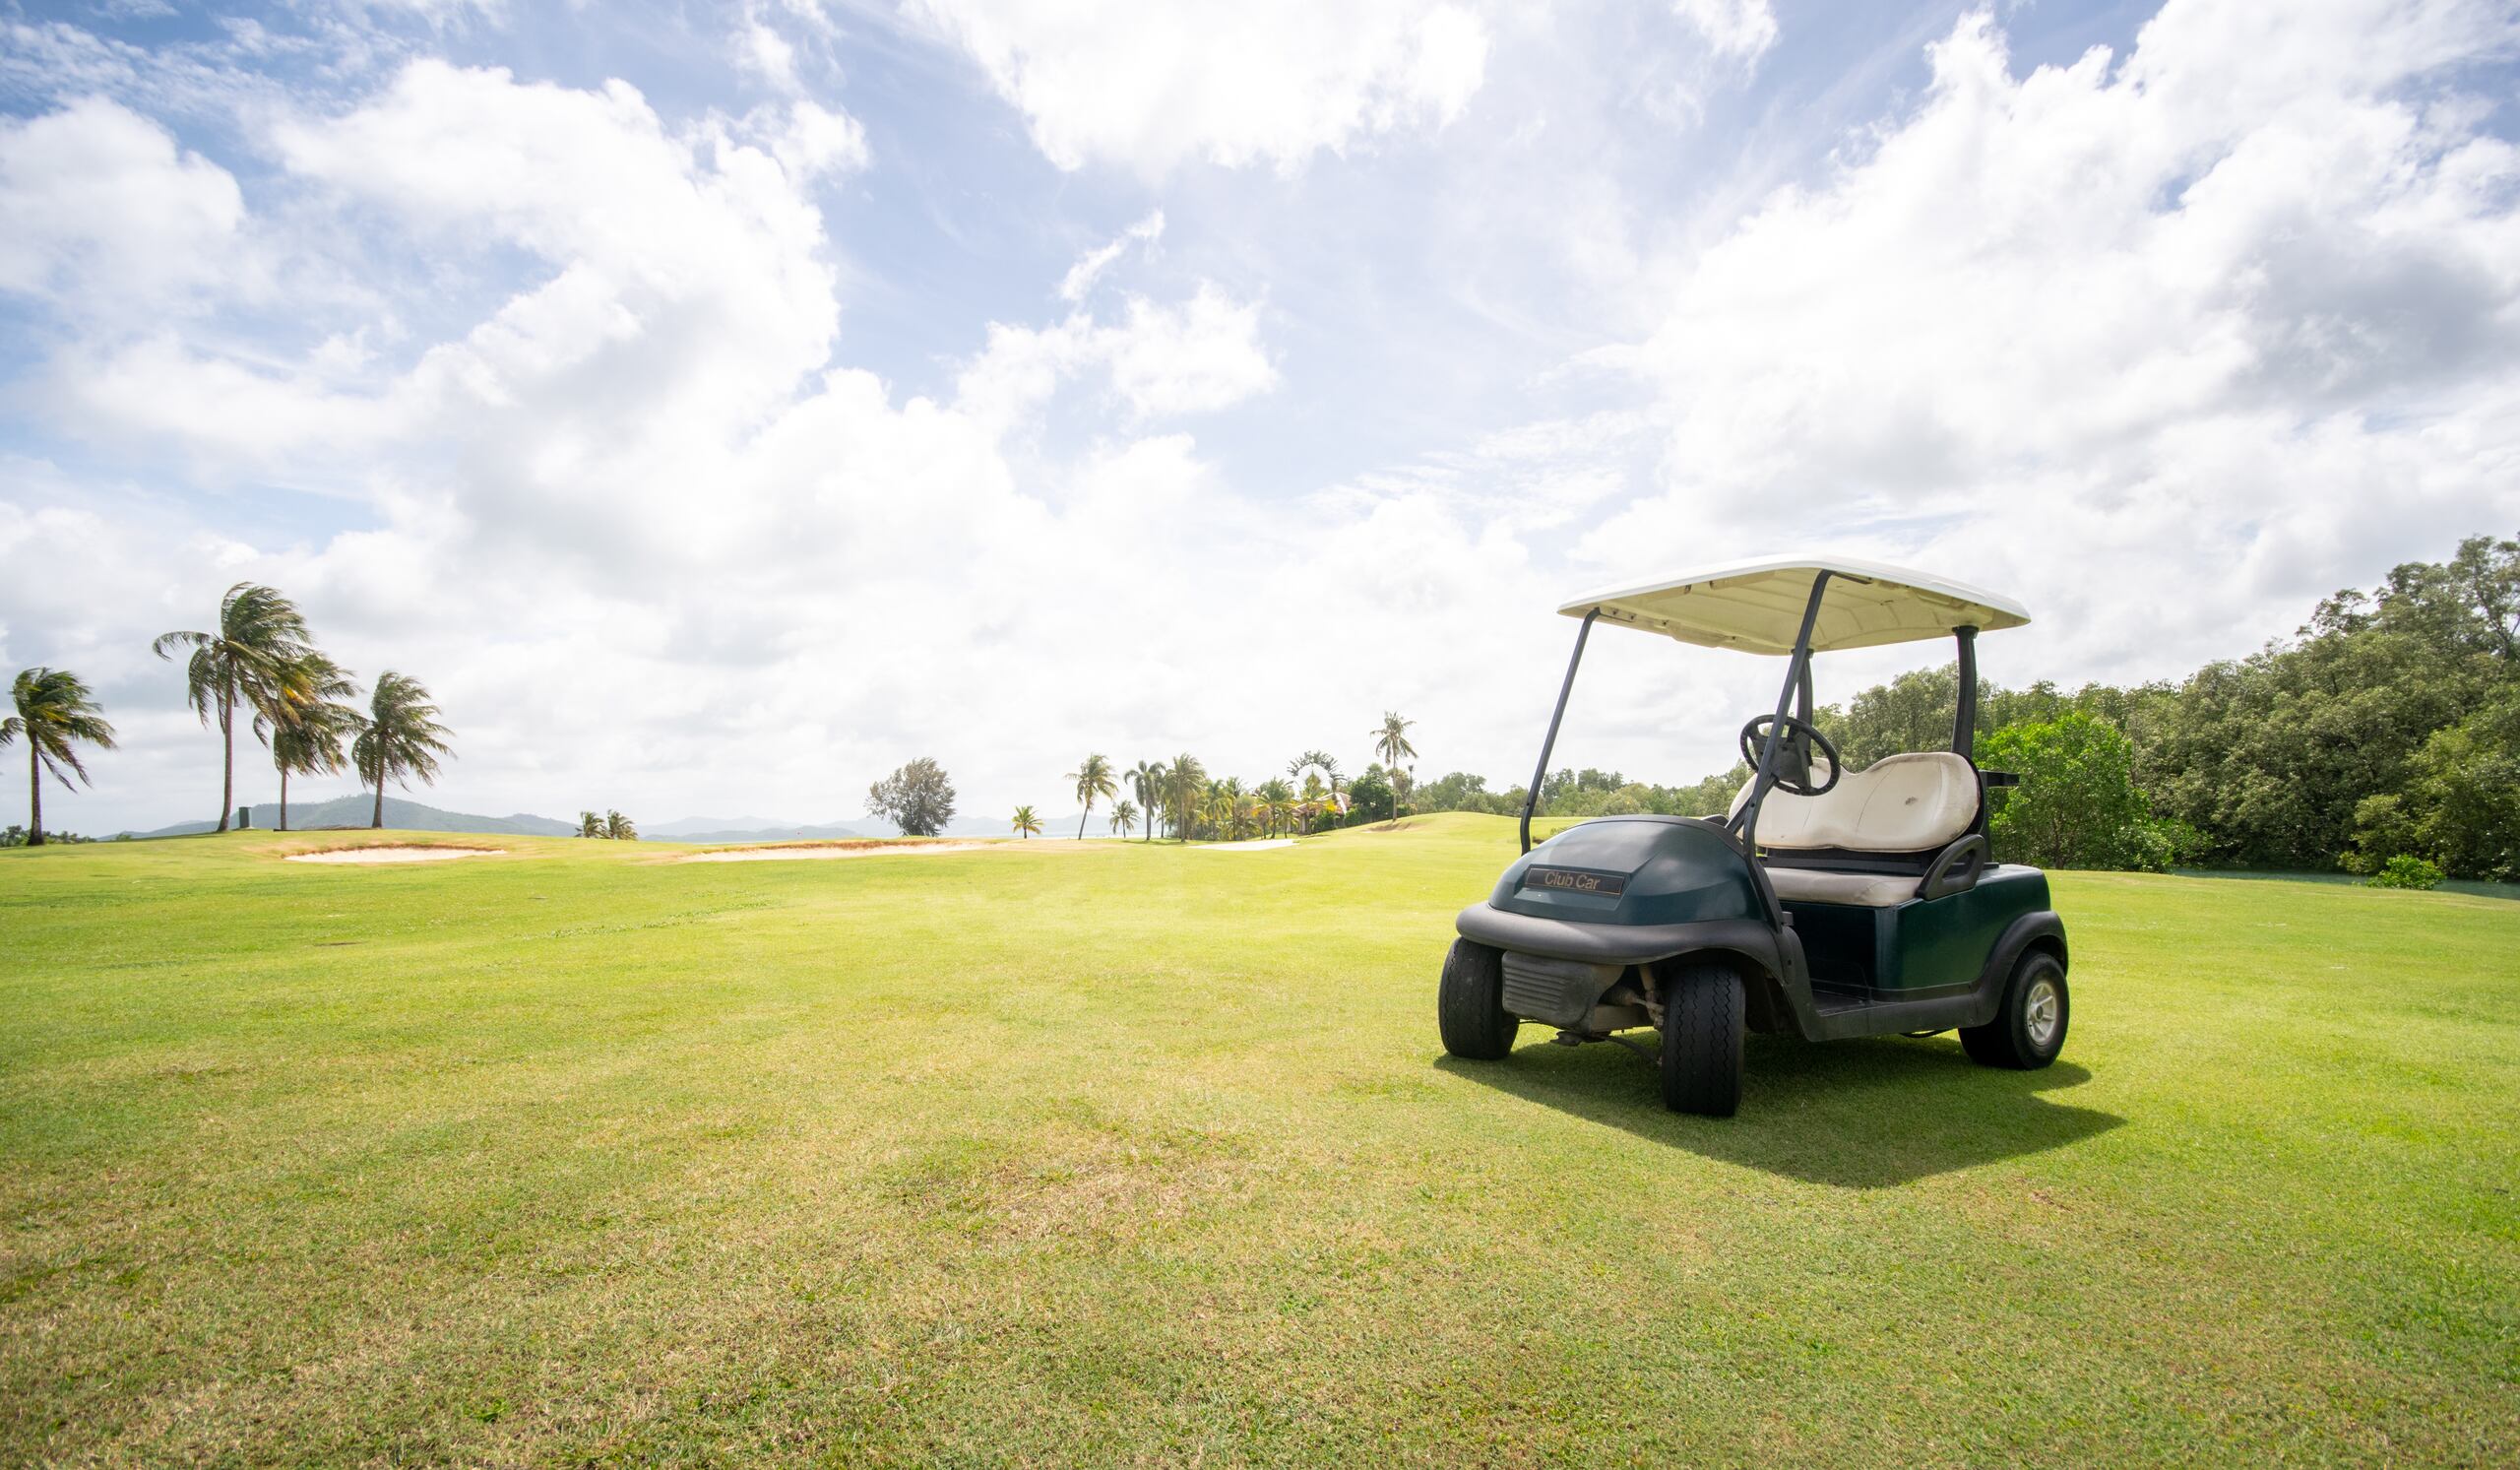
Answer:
5, 0, 2518, 834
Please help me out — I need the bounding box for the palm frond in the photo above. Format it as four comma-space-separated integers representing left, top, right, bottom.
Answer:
10, 668, 116, 790
357, 671, 455, 794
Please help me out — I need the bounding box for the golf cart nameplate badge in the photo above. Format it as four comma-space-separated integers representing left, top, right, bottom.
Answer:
1521, 866, 1626, 896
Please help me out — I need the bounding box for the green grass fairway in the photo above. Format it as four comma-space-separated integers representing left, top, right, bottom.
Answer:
5, 818, 2515, 1465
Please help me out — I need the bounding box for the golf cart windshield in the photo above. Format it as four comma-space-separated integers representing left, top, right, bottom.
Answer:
1521, 557, 2032, 854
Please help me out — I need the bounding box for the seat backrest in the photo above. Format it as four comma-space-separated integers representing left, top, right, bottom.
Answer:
1728, 751, 1979, 853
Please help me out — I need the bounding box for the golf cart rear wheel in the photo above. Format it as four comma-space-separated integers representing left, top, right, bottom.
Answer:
1438, 939, 1517, 1060
1962, 950, 2069, 1069
1659, 962, 1744, 1117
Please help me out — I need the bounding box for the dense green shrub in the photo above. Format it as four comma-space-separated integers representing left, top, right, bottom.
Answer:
1347, 769, 1394, 823
2349, 692, 2520, 881
2365, 855, 2445, 890
1977, 714, 2190, 870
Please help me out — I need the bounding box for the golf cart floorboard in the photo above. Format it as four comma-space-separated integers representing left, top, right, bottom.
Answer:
1808, 981, 1873, 1016
1791, 976, 1997, 1040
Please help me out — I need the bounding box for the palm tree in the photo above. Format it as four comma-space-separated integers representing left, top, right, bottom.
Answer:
1256, 777, 1295, 838
1128, 760, 1163, 843
3, 668, 116, 847
1166, 753, 1206, 841
1371, 712, 1418, 826
1291, 750, 1344, 818
1108, 799, 1138, 839
1298, 752, 1346, 823
155, 583, 319, 832
1066, 752, 1117, 841
579, 810, 603, 839
604, 810, 636, 841
1011, 803, 1042, 839
350, 671, 453, 829
258, 652, 360, 832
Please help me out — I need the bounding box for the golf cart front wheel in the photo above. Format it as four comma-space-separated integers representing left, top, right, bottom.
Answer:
1437, 939, 1517, 1060
1659, 962, 1744, 1117
1962, 950, 2069, 1069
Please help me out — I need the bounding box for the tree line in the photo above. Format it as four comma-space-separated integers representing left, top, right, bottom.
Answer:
1412, 533, 2519, 881
865, 714, 1425, 843
2, 582, 454, 845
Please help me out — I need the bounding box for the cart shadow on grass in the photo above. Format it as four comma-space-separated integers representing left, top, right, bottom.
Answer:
1434, 1033, 2123, 1189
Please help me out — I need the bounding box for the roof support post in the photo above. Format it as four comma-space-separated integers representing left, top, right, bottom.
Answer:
1790, 656, 1816, 788
1520, 609, 1599, 855
1953, 625, 1980, 754
1730, 571, 1833, 851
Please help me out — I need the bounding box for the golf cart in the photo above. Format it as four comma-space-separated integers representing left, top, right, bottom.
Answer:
1438, 557, 2069, 1117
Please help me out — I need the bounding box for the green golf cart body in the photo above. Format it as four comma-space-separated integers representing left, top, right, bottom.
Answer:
1439, 557, 2072, 1117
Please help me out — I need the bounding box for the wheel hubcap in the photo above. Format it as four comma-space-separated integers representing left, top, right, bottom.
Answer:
2024, 978, 2061, 1049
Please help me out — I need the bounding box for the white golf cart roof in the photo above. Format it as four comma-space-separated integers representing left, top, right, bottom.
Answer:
1559, 555, 2030, 655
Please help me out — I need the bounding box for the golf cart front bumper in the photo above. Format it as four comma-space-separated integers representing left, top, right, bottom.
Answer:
1455, 902, 1786, 971
1455, 904, 1790, 1033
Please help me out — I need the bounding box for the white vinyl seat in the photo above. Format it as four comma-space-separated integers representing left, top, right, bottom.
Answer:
1729, 752, 1983, 908
1761, 868, 1931, 907
1730, 751, 1980, 852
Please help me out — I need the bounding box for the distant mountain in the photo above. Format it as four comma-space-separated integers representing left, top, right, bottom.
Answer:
126, 795, 576, 839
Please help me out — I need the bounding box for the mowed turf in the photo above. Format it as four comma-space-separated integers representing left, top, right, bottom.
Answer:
2, 817, 2514, 1466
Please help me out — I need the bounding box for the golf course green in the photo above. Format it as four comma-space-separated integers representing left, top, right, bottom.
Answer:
3, 817, 2514, 1465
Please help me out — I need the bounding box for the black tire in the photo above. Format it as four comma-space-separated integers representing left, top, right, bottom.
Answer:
1961, 950, 2069, 1069
1437, 939, 1516, 1060
1659, 963, 1744, 1117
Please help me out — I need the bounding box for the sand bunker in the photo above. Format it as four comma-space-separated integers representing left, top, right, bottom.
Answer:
285, 846, 499, 864
680, 840, 999, 863
1192, 839, 1297, 851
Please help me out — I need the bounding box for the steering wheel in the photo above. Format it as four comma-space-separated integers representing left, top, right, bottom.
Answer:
1738, 715, 1843, 798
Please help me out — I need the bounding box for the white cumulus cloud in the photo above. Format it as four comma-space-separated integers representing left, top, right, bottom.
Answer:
1592, 0, 2520, 689
958, 281, 1276, 425
904, 0, 1491, 174
1057, 208, 1165, 302
1670, 0, 1778, 61
0, 96, 246, 306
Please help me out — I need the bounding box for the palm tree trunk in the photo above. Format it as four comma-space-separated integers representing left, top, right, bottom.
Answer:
1077, 804, 1090, 842
28, 746, 41, 848
279, 763, 289, 832
371, 773, 384, 829
217, 684, 234, 832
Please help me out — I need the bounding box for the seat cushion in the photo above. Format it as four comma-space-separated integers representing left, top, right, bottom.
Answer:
1730, 751, 1979, 853
1763, 866, 1921, 908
